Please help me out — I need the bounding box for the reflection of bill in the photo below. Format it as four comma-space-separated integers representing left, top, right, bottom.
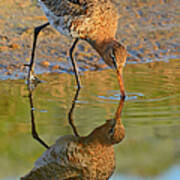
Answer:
21, 89, 125, 180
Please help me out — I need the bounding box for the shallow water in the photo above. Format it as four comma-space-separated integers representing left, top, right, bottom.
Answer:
0, 59, 179, 179
0, 0, 180, 80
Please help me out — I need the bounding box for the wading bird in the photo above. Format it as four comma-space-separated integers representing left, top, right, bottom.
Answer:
26, 0, 127, 97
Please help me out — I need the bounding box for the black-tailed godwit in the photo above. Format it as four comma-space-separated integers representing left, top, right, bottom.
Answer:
26, 0, 127, 97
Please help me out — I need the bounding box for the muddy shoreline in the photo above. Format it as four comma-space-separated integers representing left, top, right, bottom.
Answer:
0, 0, 179, 80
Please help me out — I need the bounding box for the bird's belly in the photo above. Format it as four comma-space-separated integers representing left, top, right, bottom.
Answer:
39, 1, 72, 37
51, 16, 72, 37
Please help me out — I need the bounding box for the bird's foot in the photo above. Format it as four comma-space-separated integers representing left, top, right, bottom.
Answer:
28, 74, 41, 84
27, 74, 42, 91
24, 64, 41, 90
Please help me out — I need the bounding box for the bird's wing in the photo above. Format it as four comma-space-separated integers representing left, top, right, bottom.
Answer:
39, 0, 87, 17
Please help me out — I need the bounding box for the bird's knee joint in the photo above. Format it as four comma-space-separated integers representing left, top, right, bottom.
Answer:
34, 26, 42, 36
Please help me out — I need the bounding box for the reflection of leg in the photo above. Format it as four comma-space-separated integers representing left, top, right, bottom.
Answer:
69, 38, 81, 89
68, 88, 81, 137
25, 22, 50, 84
29, 91, 49, 149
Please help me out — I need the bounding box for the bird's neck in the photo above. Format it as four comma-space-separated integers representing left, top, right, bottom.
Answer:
87, 38, 117, 58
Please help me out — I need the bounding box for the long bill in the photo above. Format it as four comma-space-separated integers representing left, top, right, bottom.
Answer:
117, 68, 125, 98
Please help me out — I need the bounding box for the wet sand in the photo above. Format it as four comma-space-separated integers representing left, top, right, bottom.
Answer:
0, 0, 179, 80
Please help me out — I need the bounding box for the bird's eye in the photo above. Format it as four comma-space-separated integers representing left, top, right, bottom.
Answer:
108, 122, 115, 135
109, 127, 114, 134
111, 51, 117, 69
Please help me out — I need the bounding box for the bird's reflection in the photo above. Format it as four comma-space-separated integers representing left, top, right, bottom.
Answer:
21, 88, 125, 180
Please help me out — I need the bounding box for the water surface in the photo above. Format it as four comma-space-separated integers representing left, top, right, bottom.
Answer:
0, 59, 179, 179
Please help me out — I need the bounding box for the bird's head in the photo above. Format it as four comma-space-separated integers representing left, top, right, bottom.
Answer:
87, 98, 125, 145
107, 118, 125, 144
103, 41, 127, 71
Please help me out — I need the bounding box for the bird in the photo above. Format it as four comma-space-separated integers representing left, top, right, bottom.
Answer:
21, 88, 125, 180
26, 0, 127, 97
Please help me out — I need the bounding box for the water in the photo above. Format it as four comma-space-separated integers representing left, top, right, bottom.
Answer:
0, 59, 180, 179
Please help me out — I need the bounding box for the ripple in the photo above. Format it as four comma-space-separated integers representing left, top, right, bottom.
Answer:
97, 91, 145, 102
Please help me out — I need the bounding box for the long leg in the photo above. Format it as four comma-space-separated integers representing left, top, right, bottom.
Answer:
25, 22, 50, 83
69, 38, 81, 89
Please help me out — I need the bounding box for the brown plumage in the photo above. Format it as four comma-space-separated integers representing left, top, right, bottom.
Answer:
27, 0, 127, 97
